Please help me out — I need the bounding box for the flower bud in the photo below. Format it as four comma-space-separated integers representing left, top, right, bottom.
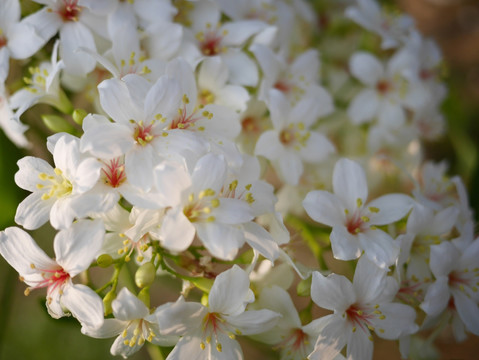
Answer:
296, 276, 312, 297
97, 254, 113, 268
138, 287, 150, 308
135, 262, 156, 288
41, 114, 75, 134
103, 291, 116, 316
72, 108, 88, 125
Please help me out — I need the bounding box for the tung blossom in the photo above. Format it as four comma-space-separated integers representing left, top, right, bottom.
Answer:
303, 158, 413, 268
0, 220, 105, 328
157, 265, 281, 360
309, 257, 418, 360
82, 287, 178, 358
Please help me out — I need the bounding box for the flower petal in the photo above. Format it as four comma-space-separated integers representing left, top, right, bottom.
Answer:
54, 219, 104, 277
61, 283, 104, 328
311, 271, 355, 312
209, 265, 253, 316
333, 158, 368, 210
112, 287, 149, 321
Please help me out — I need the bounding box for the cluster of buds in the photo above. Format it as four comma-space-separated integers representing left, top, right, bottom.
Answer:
0, 0, 477, 359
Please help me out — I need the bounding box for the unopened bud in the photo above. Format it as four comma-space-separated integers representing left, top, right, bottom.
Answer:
297, 276, 312, 297
138, 287, 150, 308
41, 114, 75, 134
97, 254, 113, 268
72, 108, 88, 125
135, 262, 156, 288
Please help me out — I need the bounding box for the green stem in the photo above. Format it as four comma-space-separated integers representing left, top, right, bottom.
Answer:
0, 266, 16, 357
146, 343, 165, 360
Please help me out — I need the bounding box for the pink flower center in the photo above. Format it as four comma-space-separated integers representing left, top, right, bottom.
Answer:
345, 303, 385, 335
0, 35, 7, 49
274, 80, 292, 94
376, 79, 391, 95
133, 122, 155, 145
24, 265, 70, 296
56, 0, 82, 22
448, 268, 478, 295
102, 158, 126, 188
345, 210, 369, 235
241, 116, 261, 134
200, 31, 223, 56
274, 328, 310, 355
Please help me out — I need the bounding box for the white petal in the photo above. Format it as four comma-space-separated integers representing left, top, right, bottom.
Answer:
256, 285, 301, 329
15, 192, 52, 230
308, 315, 347, 360
0, 226, 56, 277
59, 22, 96, 75
346, 325, 373, 360
112, 287, 149, 321
154, 160, 192, 207
7, 22, 44, 59
255, 130, 282, 161
225, 309, 280, 335
214, 198, 253, 224
453, 290, 479, 336
347, 89, 379, 124
222, 20, 266, 46
222, 50, 258, 86
299, 131, 335, 163
353, 256, 388, 304
22, 7, 61, 43
350, 52, 384, 86
98, 78, 144, 124
330, 226, 361, 261
311, 271, 355, 312
420, 277, 450, 316
358, 229, 399, 269
373, 303, 418, 339
199, 56, 229, 90
196, 222, 242, 260
209, 265, 253, 316
81, 318, 127, 338
332, 158, 368, 210
191, 153, 226, 194
303, 190, 345, 227
159, 208, 195, 252
15, 156, 54, 192
54, 219, 104, 277
62, 283, 104, 328
155, 297, 206, 336
144, 75, 182, 121
125, 145, 155, 190
278, 151, 303, 186
429, 241, 460, 278
242, 222, 279, 261
80, 122, 134, 158
367, 194, 413, 225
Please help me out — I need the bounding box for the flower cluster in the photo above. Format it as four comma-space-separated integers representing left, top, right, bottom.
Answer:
0, 0, 477, 359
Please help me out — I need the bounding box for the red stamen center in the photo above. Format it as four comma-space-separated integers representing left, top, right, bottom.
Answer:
102, 158, 126, 188
200, 32, 223, 56
57, 0, 81, 22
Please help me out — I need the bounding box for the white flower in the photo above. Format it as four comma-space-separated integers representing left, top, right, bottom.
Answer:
253, 285, 327, 360
154, 153, 254, 260
420, 239, 479, 337
15, 134, 102, 230
0, 0, 44, 82
0, 83, 29, 147
9, 40, 66, 119
309, 257, 418, 360
303, 158, 413, 268
82, 287, 178, 358
0, 219, 105, 328
157, 265, 280, 360
255, 89, 335, 185
22, 0, 113, 75
347, 50, 428, 127
345, 0, 414, 49
177, 0, 268, 86
251, 44, 322, 106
